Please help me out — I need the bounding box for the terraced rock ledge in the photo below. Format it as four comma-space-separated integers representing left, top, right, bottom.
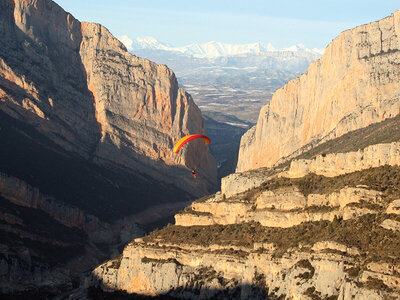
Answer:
90, 165, 400, 299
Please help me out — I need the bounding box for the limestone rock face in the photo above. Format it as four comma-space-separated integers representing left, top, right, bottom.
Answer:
287, 142, 400, 178
0, 172, 145, 245
90, 175, 400, 299
221, 170, 268, 198
79, 22, 216, 192
237, 9, 400, 172
387, 199, 400, 214
0, 0, 217, 195
380, 219, 400, 231
90, 239, 394, 299
0, 0, 99, 155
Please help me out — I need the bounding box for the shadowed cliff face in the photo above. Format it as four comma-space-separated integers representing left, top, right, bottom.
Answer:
0, 0, 217, 195
0, 0, 216, 294
237, 8, 400, 172
0, 0, 101, 155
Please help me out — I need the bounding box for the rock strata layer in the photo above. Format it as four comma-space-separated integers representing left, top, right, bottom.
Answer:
287, 141, 400, 178
175, 187, 382, 227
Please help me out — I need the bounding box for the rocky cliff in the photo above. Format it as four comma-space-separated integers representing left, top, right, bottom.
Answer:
0, 0, 216, 194
0, 0, 216, 295
237, 9, 400, 172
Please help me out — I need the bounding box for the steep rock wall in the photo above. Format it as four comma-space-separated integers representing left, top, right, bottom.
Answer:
0, 172, 144, 245
0, 0, 216, 194
237, 9, 400, 172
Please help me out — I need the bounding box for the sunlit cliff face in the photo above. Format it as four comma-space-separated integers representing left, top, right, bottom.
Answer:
237, 9, 400, 172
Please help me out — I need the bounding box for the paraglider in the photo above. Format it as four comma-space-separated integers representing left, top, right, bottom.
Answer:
173, 134, 211, 178
173, 134, 211, 154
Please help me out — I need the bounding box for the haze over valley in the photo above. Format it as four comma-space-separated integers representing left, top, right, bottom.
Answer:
2, 0, 400, 298
127, 37, 322, 124
124, 38, 322, 176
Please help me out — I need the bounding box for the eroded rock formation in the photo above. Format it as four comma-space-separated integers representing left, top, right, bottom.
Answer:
287, 141, 400, 178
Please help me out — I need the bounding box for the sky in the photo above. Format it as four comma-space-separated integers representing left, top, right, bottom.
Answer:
53, 0, 399, 49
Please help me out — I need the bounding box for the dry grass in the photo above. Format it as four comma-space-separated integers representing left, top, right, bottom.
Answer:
143, 213, 400, 262
259, 165, 400, 201
278, 114, 400, 168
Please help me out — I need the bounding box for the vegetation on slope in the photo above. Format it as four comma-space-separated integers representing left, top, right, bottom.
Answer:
144, 214, 400, 263
260, 165, 400, 201
143, 165, 400, 263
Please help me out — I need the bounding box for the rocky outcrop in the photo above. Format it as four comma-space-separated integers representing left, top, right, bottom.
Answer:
0, 172, 103, 235
387, 199, 400, 214
380, 219, 400, 231
91, 242, 350, 298
89, 160, 400, 298
287, 141, 400, 178
90, 163, 400, 299
237, 9, 400, 172
220, 168, 277, 198
0, 0, 217, 195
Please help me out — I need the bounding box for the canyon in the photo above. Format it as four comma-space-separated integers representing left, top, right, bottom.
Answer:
90, 8, 400, 300
1, 0, 400, 299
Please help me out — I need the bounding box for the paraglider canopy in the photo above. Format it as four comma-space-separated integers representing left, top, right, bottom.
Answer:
173, 134, 211, 154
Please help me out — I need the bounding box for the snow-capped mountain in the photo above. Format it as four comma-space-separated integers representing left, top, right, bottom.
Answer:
119, 36, 171, 51
173, 41, 277, 58
119, 36, 324, 58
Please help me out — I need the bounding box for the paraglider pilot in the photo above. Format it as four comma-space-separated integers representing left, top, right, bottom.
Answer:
173, 134, 211, 179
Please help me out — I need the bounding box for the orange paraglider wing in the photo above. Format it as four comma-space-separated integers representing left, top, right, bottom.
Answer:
173, 134, 211, 153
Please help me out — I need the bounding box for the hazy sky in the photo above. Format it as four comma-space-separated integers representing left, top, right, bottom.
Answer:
53, 0, 399, 49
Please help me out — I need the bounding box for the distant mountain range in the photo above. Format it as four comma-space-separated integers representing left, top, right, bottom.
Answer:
119, 36, 325, 58
119, 36, 323, 125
